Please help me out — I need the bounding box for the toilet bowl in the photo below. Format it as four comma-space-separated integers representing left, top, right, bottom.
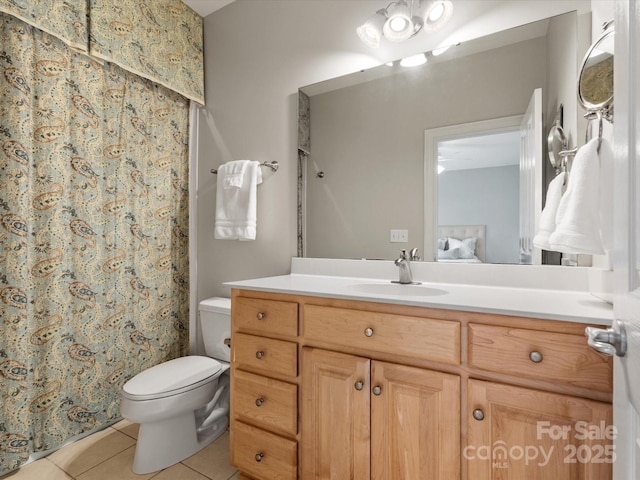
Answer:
119, 297, 231, 474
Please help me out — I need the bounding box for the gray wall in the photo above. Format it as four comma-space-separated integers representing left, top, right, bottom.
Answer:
438, 165, 520, 263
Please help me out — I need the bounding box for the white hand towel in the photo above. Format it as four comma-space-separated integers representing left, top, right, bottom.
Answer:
549, 137, 604, 254
533, 171, 565, 250
214, 160, 263, 240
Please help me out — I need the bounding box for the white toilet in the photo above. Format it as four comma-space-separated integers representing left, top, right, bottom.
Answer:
120, 297, 231, 474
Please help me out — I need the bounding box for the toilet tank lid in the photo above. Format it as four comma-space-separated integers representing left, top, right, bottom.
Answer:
199, 297, 230, 314
123, 356, 221, 397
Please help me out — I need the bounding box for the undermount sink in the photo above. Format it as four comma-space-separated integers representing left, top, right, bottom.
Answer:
348, 283, 448, 297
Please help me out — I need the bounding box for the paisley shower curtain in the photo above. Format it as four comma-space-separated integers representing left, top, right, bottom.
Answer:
0, 12, 189, 474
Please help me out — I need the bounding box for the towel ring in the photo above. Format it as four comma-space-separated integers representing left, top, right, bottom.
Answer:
211, 161, 279, 175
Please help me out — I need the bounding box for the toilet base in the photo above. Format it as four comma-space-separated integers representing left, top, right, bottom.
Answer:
132, 411, 228, 474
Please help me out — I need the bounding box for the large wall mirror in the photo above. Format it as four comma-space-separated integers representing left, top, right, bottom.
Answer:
299, 10, 589, 264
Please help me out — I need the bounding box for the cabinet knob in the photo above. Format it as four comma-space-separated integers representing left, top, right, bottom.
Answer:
255, 452, 264, 462
473, 409, 485, 421
372, 385, 382, 396
354, 381, 364, 391
256, 312, 266, 320
256, 350, 264, 359
255, 397, 264, 407
529, 351, 543, 363
364, 327, 374, 337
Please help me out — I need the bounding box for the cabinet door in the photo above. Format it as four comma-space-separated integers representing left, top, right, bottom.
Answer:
371, 361, 460, 479
467, 380, 613, 480
301, 347, 371, 479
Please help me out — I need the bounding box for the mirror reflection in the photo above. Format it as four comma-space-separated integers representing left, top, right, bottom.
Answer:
300, 11, 584, 263
579, 28, 614, 109
436, 128, 520, 264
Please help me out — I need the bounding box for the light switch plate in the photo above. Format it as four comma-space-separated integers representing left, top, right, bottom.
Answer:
390, 229, 408, 243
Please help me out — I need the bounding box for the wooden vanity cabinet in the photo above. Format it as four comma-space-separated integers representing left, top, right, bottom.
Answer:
467, 380, 613, 479
301, 347, 460, 479
229, 290, 613, 480
230, 296, 299, 480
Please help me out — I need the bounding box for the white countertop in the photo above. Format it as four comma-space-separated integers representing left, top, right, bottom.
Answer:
225, 272, 613, 326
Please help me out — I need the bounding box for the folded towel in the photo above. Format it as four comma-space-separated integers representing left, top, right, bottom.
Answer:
549, 137, 604, 254
533, 171, 566, 250
214, 160, 263, 240
221, 161, 247, 189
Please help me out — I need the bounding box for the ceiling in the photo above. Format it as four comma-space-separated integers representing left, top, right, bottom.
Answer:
438, 130, 521, 172
182, 0, 234, 17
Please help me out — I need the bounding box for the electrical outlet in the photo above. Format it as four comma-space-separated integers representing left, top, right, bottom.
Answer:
390, 229, 409, 243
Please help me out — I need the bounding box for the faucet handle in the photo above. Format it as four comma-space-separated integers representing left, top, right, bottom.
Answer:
409, 247, 420, 261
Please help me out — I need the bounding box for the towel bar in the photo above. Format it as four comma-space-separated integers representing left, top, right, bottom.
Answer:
210, 161, 279, 175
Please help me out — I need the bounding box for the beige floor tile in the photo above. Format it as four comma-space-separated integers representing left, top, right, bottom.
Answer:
1, 459, 73, 480
76, 446, 155, 480
48, 427, 136, 477
111, 419, 132, 431
112, 419, 140, 439
151, 463, 210, 480
181, 432, 237, 480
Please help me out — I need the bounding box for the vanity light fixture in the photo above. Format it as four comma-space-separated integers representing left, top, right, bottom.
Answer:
431, 44, 451, 56
400, 53, 427, 67
357, 0, 453, 48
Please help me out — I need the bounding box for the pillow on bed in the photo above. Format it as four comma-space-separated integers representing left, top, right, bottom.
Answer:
448, 237, 477, 259
437, 237, 449, 250
438, 247, 461, 259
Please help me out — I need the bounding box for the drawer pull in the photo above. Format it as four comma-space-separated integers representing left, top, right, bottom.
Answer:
473, 409, 485, 421
372, 385, 382, 396
255, 397, 264, 407
256, 350, 265, 359
354, 381, 364, 391
255, 452, 264, 462
364, 327, 374, 337
529, 351, 543, 363
256, 312, 266, 320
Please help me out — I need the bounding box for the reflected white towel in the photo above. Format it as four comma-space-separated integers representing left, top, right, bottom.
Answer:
214, 160, 263, 240
549, 138, 604, 254
533, 171, 565, 250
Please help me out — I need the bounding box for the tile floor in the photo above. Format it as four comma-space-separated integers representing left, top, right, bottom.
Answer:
0, 420, 239, 480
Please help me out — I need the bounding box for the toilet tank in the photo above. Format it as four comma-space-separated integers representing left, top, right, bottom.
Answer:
199, 297, 231, 362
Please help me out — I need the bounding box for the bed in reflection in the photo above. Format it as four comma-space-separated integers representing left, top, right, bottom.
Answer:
437, 225, 486, 263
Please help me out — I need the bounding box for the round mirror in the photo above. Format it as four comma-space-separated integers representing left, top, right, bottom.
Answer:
578, 27, 614, 112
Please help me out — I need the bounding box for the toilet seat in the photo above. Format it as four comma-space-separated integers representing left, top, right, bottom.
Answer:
122, 356, 222, 401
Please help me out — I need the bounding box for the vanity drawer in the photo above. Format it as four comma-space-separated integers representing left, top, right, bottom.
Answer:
233, 333, 298, 378
303, 305, 460, 365
233, 369, 297, 437
468, 324, 612, 392
231, 421, 297, 480
234, 297, 298, 337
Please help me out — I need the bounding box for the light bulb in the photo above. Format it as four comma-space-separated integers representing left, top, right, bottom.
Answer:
428, 2, 445, 22
400, 53, 427, 67
383, 0, 414, 42
356, 10, 386, 48
431, 45, 450, 56
422, 0, 453, 32
389, 16, 409, 32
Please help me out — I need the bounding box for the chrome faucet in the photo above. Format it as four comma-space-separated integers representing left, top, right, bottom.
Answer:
409, 247, 421, 261
393, 249, 420, 285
